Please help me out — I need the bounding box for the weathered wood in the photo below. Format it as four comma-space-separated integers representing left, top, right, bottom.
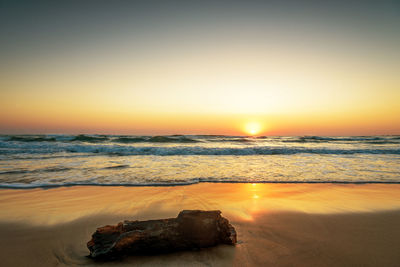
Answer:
87, 210, 237, 260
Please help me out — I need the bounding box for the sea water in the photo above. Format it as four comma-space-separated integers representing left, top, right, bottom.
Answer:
0, 135, 399, 188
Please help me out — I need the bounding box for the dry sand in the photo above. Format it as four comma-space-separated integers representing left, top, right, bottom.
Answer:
0, 183, 399, 266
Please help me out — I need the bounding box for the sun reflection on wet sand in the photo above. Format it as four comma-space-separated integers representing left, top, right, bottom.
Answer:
0, 183, 399, 225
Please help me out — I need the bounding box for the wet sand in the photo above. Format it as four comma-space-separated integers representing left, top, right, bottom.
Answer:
0, 183, 399, 266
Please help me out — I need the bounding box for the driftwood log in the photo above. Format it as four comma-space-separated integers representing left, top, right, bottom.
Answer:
87, 210, 237, 260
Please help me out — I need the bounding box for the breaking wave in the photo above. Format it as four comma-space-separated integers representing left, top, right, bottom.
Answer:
1, 134, 399, 187
0, 142, 399, 156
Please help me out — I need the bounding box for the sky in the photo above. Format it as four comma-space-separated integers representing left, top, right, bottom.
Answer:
0, 0, 399, 135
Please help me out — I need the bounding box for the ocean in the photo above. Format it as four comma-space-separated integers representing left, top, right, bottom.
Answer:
0, 134, 399, 188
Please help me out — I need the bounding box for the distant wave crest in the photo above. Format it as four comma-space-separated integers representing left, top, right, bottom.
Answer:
2, 135, 201, 144
8, 136, 57, 142
147, 136, 200, 143
280, 136, 398, 143
1, 142, 399, 156
72, 134, 109, 143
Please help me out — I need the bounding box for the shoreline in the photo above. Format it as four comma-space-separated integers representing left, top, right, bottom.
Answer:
1, 180, 400, 190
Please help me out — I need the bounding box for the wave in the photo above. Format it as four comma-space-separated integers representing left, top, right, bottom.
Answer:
8, 136, 57, 142
113, 137, 147, 143
0, 167, 72, 175
112, 136, 200, 143
364, 140, 400, 144
103, 164, 130, 169
279, 136, 400, 144
3, 134, 400, 143
0, 170, 29, 175
1, 142, 399, 156
71, 134, 109, 143
76, 135, 201, 143
147, 136, 199, 143
210, 137, 254, 143
4, 135, 201, 144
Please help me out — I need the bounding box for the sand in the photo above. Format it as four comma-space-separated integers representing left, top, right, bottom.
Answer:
0, 183, 399, 266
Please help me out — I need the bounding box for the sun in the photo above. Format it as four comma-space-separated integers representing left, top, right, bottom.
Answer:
244, 121, 262, 136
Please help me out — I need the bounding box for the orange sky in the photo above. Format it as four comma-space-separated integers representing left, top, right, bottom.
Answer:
1, 1, 399, 135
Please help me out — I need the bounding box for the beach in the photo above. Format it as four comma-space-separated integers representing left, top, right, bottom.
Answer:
2, 0, 400, 265
0, 183, 399, 266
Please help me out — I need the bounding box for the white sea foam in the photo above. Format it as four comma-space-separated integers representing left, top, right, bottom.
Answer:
0, 135, 399, 186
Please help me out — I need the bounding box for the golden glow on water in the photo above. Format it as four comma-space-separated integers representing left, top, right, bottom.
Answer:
3, 152, 398, 185
0, 184, 399, 225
